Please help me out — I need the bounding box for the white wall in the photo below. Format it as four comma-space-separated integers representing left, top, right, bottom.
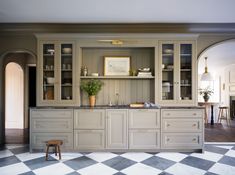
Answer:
5, 62, 24, 129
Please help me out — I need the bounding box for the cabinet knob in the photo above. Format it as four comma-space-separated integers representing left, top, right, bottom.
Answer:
193, 113, 197, 116
192, 138, 197, 141
192, 124, 196, 127
167, 124, 170, 127
167, 138, 170, 141
166, 113, 170, 116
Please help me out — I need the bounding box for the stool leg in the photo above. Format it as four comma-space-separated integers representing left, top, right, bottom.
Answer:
55, 145, 57, 156
58, 146, 61, 160
45, 145, 49, 161
217, 109, 221, 123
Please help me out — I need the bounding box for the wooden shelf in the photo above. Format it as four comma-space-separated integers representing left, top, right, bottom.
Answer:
61, 84, 72, 87
162, 69, 173, 72
61, 69, 72, 72
80, 76, 155, 79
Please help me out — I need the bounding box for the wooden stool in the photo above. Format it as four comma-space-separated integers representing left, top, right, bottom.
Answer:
217, 106, 230, 126
45, 140, 63, 160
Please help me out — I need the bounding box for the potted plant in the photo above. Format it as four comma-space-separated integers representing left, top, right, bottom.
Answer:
199, 86, 214, 102
80, 79, 104, 107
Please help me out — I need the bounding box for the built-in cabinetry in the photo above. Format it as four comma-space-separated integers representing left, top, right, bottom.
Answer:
161, 109, 203, 149
74, 109, 105, 150
37, 40, 79, 106
129, 109, 160, 149
30, 109, 73, 152
159, 41, 196, 105
30, 107, 204, 152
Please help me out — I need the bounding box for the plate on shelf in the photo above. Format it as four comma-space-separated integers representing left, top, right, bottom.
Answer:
167, 65, 174, 69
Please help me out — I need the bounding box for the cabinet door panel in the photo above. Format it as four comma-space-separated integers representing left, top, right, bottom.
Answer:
129, 109, 160, 129
106, 110, 128, 149
74, 110, 105, 129
74, 130, 104, 150
129, 129, 160, 149
162, 119, 202, 132
162, 133, 202, 149
31, 118, 73, 132
31, 132, 73, 150
31, 109, 73, 119
162, 109, 203, 118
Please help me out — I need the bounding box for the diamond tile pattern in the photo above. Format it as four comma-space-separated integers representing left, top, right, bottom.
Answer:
0, 144, 234, 175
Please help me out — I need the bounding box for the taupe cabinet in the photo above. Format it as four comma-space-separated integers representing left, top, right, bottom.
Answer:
30, 109, 73, 152
37, 39, 79, 106
161, 109, 203, 149
30, 108, 204, 152
106, 109, 128, 149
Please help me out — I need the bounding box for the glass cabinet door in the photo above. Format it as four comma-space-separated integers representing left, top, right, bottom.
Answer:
43, 44, 55, 100
161, 44, 174, 100
60, 44, 73, 101
179, 44, 192, 101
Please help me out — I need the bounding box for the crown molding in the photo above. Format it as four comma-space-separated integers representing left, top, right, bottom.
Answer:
0, 23, 235, 35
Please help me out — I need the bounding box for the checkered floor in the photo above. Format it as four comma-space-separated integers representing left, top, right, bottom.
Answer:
0, 143, 235, 175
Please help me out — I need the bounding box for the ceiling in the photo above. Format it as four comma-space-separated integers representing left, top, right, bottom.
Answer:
1, 0, 235, 23
198, 40, 235, 74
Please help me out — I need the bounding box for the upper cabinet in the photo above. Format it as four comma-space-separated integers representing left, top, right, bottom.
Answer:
37, 40, 79, 106
158, 41, 196, 105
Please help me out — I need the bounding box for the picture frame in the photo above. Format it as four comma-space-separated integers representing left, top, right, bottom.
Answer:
104, 56, 130, 75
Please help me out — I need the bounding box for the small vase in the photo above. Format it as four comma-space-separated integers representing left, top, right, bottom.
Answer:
89, 95, 96, 107
203, 94, 209, 102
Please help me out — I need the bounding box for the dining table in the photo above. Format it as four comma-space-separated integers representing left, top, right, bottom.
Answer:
198, 102, 220, 125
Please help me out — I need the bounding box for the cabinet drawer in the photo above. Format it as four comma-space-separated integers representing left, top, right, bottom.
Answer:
129, 129, 160, 149
74, 110, 105, 129
162, 109, 203, 118
129, 109, 160, 129
162, 133, 202, 148
31, 118, 73, 132
30, 132, 73, 149
31, 109, 73, 119
162, 119, 202, 132
74, 130, 104, 150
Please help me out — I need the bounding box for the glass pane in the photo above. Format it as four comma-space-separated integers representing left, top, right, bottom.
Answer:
61, 44, 73, 100
180, 44, 192, 100
162, 44, 174, 100
43, 44, 55, 100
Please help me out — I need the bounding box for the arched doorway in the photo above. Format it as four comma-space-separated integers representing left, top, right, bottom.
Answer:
198, 39, 235, 142
1, 51, 36, 144
5, 62, 24, 129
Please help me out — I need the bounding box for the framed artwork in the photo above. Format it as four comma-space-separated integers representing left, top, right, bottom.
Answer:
104, 56, 130, 75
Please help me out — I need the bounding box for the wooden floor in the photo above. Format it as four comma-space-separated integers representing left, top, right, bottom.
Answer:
4, 121, 235, 144
205, 119, 235, 142
5, 129, 29, 144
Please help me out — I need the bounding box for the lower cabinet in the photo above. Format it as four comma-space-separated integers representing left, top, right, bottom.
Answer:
30, 108, 204, 152
106, 109, 128, 149
129, 129, 160, 149
74, 130, 105, 150
161, 109, 204, 149
30, 109, 73, 152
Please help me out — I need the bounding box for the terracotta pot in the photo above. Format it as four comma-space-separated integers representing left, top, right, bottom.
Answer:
89, 95, 96, 107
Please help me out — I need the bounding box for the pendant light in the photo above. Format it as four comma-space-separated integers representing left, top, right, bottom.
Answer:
201, 57, 213, 81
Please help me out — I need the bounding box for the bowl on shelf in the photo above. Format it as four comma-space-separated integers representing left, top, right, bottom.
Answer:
46, 77, 55, 84
62, 48, 72, 54
138, 68, 150, 72
164, 49, 173, 54
91, 73, 99, 76
167, 65, 174, 69
47, 49, 54, 55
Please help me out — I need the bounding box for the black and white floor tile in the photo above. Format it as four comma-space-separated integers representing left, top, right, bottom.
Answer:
0, 143, 235, 175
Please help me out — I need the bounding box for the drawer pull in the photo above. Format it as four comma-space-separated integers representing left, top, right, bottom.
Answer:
166, 113, 170, 116
192, 138, 197, 141
167, 124, 170, 127
167, 138, 170, 141
192, 124, 197, 127
193, 113, 197, 116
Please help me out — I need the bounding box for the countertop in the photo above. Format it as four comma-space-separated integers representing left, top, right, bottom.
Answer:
31, 105, 204, 109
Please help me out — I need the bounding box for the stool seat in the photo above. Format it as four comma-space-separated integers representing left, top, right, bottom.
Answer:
217, 106, 230, 126
45, 139, 63, 160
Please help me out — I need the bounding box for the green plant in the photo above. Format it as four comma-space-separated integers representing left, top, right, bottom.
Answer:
199, 86, 214, 102
80, 79, 104, 96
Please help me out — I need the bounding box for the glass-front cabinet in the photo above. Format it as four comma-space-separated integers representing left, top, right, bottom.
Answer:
159, 41, 196, 105
37, 41, 78, 106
